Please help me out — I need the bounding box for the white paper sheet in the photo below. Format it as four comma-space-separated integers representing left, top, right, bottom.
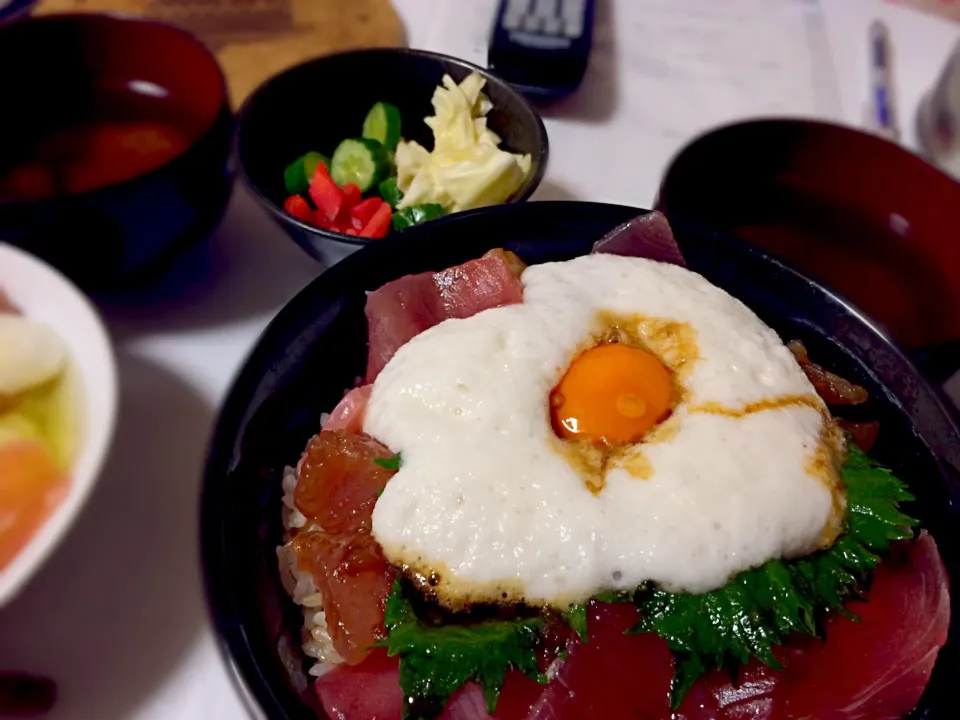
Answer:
420, 0, 842, 206
820, 0, 960, 152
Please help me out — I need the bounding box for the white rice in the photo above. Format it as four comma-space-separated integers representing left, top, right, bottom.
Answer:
278, 464, 342, 675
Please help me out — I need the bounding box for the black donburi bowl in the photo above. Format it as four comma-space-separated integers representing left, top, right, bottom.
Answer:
235, 48, 549, 268
201, 202, 960, 719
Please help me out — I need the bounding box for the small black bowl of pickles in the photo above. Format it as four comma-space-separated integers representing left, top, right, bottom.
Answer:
234, 48, 549, 266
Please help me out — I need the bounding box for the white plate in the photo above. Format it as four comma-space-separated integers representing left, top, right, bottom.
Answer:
0, 243, 118, 607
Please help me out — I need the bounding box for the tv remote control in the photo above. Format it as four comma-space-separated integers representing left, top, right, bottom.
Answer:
488, 0, 595, 100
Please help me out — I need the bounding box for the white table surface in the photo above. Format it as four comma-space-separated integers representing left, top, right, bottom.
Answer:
1, 2, 957, 718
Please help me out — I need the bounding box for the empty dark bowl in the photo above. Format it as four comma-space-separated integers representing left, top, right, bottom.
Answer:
201, 202, 959, 720
235, 48, 549, 267
0, 13, 232, 291
658, 119, 960, 384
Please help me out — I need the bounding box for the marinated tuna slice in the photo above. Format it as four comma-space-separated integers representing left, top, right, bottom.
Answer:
295, 531, 394, 666
788, 340, 869, 405
364, 255, 523, 383
292, 430, 397, 665
837, 419, 880, 453
323, 385, 372, 434
294, 430, 394, 535
590, 210, 686, 266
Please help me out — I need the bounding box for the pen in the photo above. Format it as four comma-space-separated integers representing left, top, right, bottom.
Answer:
870, 20, 900, 141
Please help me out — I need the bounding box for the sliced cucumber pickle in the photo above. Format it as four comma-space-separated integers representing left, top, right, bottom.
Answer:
330, 138, 390, 192
362, 102, 402, 152
283, 151, 328, 195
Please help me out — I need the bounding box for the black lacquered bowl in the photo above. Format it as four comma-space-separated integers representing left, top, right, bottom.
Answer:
235, 48, 549, 268
201, 202, 960, 719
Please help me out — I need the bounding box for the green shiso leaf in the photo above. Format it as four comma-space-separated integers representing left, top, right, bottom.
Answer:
379, 580, 547, 719
563, 603, 589, 642
374, 452, 402, 471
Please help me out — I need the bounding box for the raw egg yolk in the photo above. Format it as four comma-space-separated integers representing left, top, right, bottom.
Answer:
551, 343, 672, 444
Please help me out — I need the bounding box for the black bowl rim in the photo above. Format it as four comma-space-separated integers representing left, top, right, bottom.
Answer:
233, 46, 550, 249
201, 201, 960, 720
0, 11, 230, 208
659, 116, 960, 196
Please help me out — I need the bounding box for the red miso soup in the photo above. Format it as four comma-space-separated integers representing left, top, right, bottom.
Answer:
0, 86, 198, 202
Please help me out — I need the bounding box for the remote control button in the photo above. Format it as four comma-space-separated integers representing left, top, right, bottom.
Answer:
543, 15, 562, 35
522, 13, 543, 32
561, 0, 585, 18
509, 31, 572, 50
563, 17, 583, 38
534, 0, 558, 19
503, 12, 524, 30
507, 0, 532, 15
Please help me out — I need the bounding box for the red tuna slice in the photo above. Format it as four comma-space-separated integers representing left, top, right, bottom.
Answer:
678, 531, 950, 720
315, 653, 496, 720
590, 210, 686, 266
315, 651, 529, 720
441, 684, 492, 720
675, 657, 779, 720
364, 255, 524, 383
316, 648, 403, 720
323, 385, 372, 434
543, 602, 674, 720
770, 530, 950, 720
487, 602, 674, 720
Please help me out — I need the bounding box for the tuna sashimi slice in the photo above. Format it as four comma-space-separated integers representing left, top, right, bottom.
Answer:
316, 655, 498, 720
364, 255, 524, 383
323, 386, 372, 434
590, 210, 686, 267
316, 648, 403, 720
770, 530, 950, 720
677, 530, 951, 720
478, 602, 674, 720
525, 602, 675, 720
